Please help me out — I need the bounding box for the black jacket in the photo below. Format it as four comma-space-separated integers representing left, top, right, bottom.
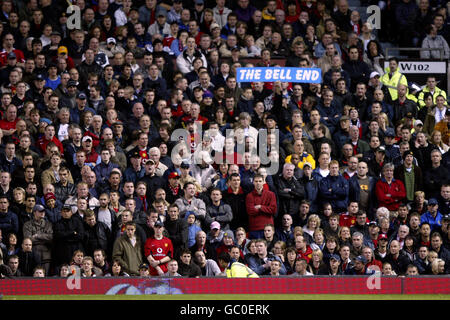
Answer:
384, 252, 412, 275
275, 175, 305, 216
83, 221, 112, 257
164, 218, 188, 257
178, 261, 201, 278
17, 249, 41, 276
53, 216, 85, 265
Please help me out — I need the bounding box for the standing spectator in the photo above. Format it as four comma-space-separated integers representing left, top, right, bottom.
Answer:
319, 160, 349, 213
421, 24, 450, 59
375, 163, 406, 212
246, 174, 277, 239
144, 220, 174, 276
53, 204, 84, 266
22, 204, 53, 274
164, 204, 188, 258
112, 221, 143, 276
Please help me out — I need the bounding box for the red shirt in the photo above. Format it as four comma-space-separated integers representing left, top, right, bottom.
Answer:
37, 136, 64, 155
297, 246, 313, 263
245, 189, 277, 231
144, 236, 174, 276
0, 119, 18, 131
339, 213, 357, 227
375, 178, 406, 211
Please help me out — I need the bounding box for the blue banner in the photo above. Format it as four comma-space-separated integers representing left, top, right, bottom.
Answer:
236, 67, 322, 83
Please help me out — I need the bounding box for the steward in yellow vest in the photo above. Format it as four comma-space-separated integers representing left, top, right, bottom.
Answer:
380, 57, 408, 101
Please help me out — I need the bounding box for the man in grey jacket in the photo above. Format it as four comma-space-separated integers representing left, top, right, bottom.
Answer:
194, 250, 221, 276
421, 24, 450, 59
174, 182, 206, 220
22, 204, 53, 274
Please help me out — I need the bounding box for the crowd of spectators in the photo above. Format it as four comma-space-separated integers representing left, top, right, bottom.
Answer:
0, 0, 449, 279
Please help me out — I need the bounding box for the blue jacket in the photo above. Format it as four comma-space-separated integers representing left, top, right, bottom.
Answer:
94, 161, 119, 185
420, 211, 443, 232
0, 154, 22, 174
0, 210, 19, 235
319, 174, 349, 212
316, 102, 341, 134
302, 176, 319, 214
187, 223, 202, 248
246, 253, 286, 275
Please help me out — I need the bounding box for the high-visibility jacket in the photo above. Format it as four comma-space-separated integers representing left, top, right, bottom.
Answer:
226, 262, 259, 278
417, 86, 447, 108
380, 67, 408, 101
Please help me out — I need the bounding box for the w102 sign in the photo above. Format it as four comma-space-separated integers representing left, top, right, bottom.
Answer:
383, 61, 447, 74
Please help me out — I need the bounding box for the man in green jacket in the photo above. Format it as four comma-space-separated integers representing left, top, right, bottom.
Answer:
112, 221, 143, 276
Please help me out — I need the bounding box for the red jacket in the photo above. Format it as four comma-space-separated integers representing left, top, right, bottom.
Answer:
375, 178, 406, 211
297, 246, 313, 263
37, 136, 64, 155
245, 189, 277, 231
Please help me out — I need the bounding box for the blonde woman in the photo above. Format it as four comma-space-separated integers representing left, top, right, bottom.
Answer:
429, 130, 449, 153
431, 258, 446, 275
303, 214, 321, 243
307, 249, 327, 275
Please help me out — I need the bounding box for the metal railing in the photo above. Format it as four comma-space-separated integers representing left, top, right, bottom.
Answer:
385, 47, 446, 60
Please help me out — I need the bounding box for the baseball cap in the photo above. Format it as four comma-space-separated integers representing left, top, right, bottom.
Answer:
427, 198, 438, 206
384, 128, 395, 137
180, 161, 190, 169
368, 221, 378, 227
67, 80, 77, 87
195, 0, 204, 4
107, 37, 116, 44
34, 74, 45, 81
377, 234, 388, 241
82, 135, 93, 143
370, 71, 380, 79
51, 31, 61, 37
442, 214, 450, 221
7, 52, 16, 60
415, 120, 423, 126
129, 150, 140, 158
112, 120, 123, 126
340, 115, 349, 122
376, 146, 386, 153
168, 171, 180, 179
139, 263, 149, 270
154, 220, 164, 227
303, 162, 312, 169
145, 159, 156, 165
62, 204, 72, 210
354, 255, 367, 264
44, 192, 56, 202
77, 92, 87, 100
210, 221, 221, 230
329, 254, 341, 262
33, 204, 45, 212
57, 46, 68, 55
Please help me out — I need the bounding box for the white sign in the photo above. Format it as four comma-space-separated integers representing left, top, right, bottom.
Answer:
383, 61, 447, 74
